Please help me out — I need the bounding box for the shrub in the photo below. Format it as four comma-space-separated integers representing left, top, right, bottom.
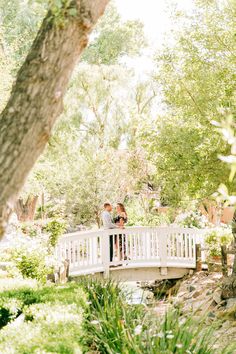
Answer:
125, 198, 171, 227
3, 220, 64, 282
43, 219, 67, 247
7, 236, 57, 283
205, 227, 233, 257
127, 211, 171, 227
175, 210, 210, 228
0, 299, 22, 329
21, 222, 40, 237
13, 252, 50, 283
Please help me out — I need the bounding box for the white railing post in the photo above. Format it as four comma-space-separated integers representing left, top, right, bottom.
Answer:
159, 230, 168, 275
90, 237, 98, 265
101, 231, 110, 277
146, 229, 151, 260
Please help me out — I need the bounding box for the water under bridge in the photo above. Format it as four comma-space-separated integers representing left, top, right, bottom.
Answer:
56, 226, 206, 281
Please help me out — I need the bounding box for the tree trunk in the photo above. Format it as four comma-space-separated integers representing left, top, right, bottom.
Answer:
95, 209, 101, 228
222, 208, 236, 299
232, 209, 236, 275
0, 0, 109, 238
41, 192, 45, 220
15, 195, 38, 222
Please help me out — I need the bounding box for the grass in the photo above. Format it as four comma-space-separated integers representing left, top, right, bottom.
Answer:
0, 277, 235, 353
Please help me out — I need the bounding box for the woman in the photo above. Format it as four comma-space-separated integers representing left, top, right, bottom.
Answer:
114, 203, 128, 226
114, 203, 128, 260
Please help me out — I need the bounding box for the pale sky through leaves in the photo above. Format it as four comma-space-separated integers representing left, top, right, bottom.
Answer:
115, 0, 194, 42
114, 0, 195, 74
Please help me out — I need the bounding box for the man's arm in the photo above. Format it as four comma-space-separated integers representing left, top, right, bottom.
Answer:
102, 213, 118, 229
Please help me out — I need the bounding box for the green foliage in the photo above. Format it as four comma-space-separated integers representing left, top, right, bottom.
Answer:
48, 0, 79, 27
0, 278, 235, 353
0, 0, 152, 228
3, 0, 235, 227
21, 222, 40, 237
127, 210, 171, 227
205, 227, 233, 257
125, 197, 172, 226
79, 278, 233, 354
82, 2, 146, 64
20, 219, 66, 247
0, 299, 22, 329
0, 0, 45, 70
0, 0, 45, 108
43, 219, 67, 247
11, 249, 51, 283
25, 64, 152, 227
143, 0, 236, 206
4, 233, 56, 282
215, 116, 236, 204
0, 282, 86, 353
174, 210, 210, 229
2, 219, 66, 282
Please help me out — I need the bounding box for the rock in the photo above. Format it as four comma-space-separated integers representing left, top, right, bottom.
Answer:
226, 298, 236, 309
59, 259, 70, 283
208, 311, 216, 318
143, 290, 154, 303
208, 262, 222, 273
183, 294, 192, 300
177, 291, 187, 298
222, 276, 236, 299
206, 290, 212, 296
47, 259, 70, 284
192, 290, 202, 298
187, 285, 196, 292
213, 290, 222, 304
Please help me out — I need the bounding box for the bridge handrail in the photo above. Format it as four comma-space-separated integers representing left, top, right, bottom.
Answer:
56, 226, 209, 277
61, 225, 205, 239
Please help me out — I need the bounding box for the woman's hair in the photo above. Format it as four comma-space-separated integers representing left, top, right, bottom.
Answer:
117, 203, 126, 214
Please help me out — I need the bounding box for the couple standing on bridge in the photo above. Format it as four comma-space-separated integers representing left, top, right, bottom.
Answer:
101, 203, 128, 262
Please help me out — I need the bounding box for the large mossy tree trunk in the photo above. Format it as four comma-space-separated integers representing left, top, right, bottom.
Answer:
0, 0, 109, 238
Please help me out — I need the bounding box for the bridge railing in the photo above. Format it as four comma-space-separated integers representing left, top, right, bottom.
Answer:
55, 226, 206, 277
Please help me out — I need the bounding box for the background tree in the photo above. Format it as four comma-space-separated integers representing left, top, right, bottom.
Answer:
142, 0, 236, 208
24, 63, 154, 226
81, 2, 146, 65
0, 0, 109, 237
15, 2, 152, 227
0, 0, 46, 108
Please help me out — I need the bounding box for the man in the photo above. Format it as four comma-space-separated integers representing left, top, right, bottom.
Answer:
101, 203, 122, 262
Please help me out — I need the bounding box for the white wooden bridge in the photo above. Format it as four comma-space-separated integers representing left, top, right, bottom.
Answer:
56, 226, 206, 281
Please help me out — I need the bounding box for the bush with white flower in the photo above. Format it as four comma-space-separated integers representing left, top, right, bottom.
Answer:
205, 226, 233, 257
174, 210, 210, 229
4, 236, 56, 283
1, 227, 61, 283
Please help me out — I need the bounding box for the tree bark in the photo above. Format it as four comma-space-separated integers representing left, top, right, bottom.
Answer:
232, 209, 236, 275
15, 195, 38, 222
222, 208, 236, 299
0, 0, 109, 238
